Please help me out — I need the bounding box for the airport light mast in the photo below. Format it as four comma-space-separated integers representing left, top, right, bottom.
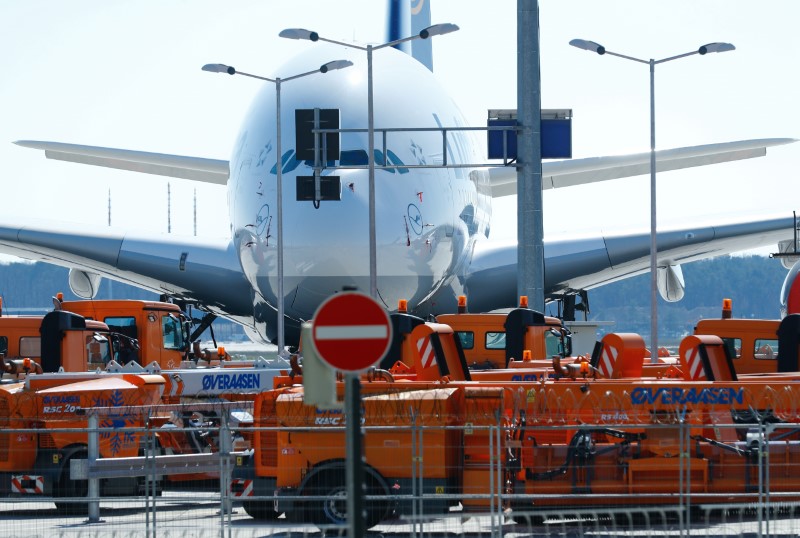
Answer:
201, 59, 353, 357
280, 23, 459, 300
569, 39, 735, 361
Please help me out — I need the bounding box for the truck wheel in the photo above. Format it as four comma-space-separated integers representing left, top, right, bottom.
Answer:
302, 468, 347, 526
301, 467, 391, 529
242, 500, 280, 520
54, 455, 89, 515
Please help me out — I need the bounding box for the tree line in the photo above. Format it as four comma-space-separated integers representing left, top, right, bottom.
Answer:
583, 255, 788, 341
0, 255, 788, 341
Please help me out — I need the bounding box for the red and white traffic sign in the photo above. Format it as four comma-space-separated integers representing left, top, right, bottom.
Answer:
311, 292, 393, 372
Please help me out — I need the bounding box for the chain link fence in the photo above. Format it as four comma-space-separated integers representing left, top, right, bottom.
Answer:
3, 393, 800, 537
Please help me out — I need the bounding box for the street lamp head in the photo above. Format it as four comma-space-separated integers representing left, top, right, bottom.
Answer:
279, 28, 319, 42
319, 59, 353, 73
419, 23, 459, 39
569, 39, 606, 55
202, 63, 236, 75
698, 42, 735, 55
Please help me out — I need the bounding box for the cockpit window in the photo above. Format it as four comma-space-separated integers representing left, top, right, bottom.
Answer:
270, 150, 301, 175
298, 148, 409, 173
385, 150, 409, 174
339, 150, 368, 165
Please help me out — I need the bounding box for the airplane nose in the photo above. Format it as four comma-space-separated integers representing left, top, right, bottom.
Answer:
280, 171, 373, 317
238, 169, 375, 323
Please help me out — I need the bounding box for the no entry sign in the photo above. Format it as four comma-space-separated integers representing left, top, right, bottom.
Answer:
311, 292, 393, 372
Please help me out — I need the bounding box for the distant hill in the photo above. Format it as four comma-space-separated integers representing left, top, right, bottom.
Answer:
0, 256, 788, 343
0, 262, 246, 341
581, 255, 788, 342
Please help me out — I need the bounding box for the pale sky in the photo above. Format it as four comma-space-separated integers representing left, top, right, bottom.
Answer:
1, 1, 798, 261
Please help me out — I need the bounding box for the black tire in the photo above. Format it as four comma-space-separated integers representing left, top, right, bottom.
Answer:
54, 454, 89, 516
362, 472, 393, 528
242, 499, 281, 520
300, 466, 391, 529
303, 468, 348, 527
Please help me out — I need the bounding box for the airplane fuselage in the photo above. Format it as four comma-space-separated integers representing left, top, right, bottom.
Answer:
228, 48, 490, 342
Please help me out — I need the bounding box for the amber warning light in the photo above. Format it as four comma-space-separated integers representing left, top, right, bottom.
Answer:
722, 298, 732, 319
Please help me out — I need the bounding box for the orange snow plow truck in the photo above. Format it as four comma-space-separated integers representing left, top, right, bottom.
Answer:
0, 370, 164, 513
0, 297, 191, 373
233, 313, 800, 528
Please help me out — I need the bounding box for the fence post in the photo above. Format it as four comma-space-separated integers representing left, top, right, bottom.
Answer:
682, 406, 691, 534
87, 412, 100, 522
146, 410, 157, 538
765, 422, 775, 538
410, 410, 419, 538
219, 405, 233, 538
494, 409, 503, 538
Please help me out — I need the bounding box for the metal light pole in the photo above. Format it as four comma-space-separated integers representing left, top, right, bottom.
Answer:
202, 60, 352, 356
569, 39, 734, 360
280, 23, 459, 299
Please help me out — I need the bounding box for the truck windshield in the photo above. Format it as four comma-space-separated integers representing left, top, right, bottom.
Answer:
485, 332, 505, 350
545, 330, 565, 357
20, 337, 40, 357
86, 334, 112, 365
754, 339, 778, 360
162, 315, 186, 350
105, 316, 137, 340
456, 331, 475, 350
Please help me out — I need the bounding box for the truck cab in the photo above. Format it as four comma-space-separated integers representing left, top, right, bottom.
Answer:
0, 316, 43, 362
61, 299, 188, 370
693, 318, 780, 375
437, 305, 571, 369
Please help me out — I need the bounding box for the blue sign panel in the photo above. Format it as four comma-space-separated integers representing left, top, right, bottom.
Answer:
487, 118, 572, 160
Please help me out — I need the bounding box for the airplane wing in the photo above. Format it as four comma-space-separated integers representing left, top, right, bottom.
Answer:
0, 218, 253, 319
16, 138, 795, 196
487, 138, 796, 197
463, 214, 797, 313
13, 141, 229, 184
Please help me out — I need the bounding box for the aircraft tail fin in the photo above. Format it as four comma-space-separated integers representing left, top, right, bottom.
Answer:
388, 0, 434, 71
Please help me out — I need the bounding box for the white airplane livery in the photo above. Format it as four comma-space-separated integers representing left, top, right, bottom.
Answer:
2, 2, 797, 347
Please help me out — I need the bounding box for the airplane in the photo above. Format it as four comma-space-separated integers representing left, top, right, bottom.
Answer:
1, 1, 797, 348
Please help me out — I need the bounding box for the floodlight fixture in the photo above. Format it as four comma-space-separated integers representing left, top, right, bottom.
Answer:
699, 42, 735, 55
201, 63, 235, 74
419, 23, 459, 39
569, 39, 605, 55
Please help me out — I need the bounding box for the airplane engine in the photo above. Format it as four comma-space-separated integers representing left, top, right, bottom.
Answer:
243, 325, 271, 346
68, 268, 102, 299
777, 239, 800, 270
780, 259, 800, 317
657, 264, 685, 302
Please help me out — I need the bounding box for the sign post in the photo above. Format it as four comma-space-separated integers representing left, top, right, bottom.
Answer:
311, 292, 392, 537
